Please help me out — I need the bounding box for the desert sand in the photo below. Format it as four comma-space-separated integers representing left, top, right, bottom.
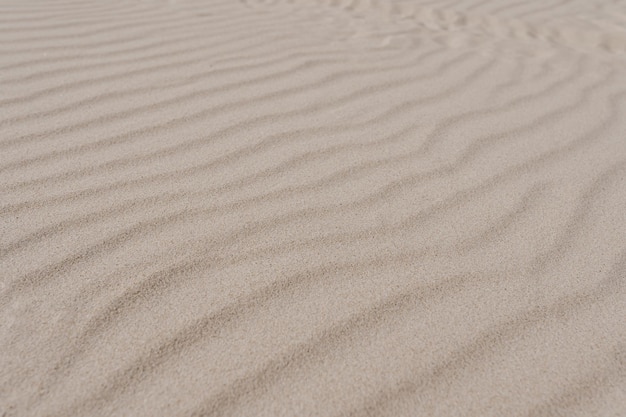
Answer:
1, 0, 626, 416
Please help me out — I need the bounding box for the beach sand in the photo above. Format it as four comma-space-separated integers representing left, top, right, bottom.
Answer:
1, 0, 626, 416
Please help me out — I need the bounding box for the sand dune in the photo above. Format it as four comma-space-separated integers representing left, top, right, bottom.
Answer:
2, 0, 626, 416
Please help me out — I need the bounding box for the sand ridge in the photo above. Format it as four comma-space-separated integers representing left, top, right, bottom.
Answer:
1, 0, 626, 416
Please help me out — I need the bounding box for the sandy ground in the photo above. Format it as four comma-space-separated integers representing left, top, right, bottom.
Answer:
1, 0, 626, 416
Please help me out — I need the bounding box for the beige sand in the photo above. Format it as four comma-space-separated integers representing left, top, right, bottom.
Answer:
1, 0, 626, 416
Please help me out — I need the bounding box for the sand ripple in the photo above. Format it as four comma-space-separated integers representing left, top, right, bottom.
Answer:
1, 1, 626, 416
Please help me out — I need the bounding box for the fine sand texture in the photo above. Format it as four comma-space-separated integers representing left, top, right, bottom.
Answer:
2, 0, 626, 416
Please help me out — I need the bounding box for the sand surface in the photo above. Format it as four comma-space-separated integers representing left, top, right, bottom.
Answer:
2, 0, 626, 416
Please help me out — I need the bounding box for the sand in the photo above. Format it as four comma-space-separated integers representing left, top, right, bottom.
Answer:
1, 0, 626, 416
